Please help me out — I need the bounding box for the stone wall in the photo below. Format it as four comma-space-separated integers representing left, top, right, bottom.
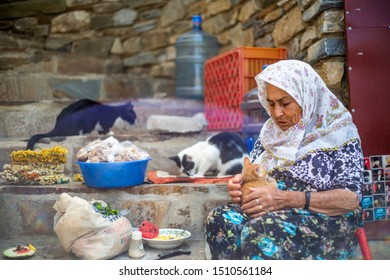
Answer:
252, 0, 347, 103
0, 0, 348, 105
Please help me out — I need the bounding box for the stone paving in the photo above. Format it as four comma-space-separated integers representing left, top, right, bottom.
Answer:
1, 233, 389, 260
0, 235, 207, 260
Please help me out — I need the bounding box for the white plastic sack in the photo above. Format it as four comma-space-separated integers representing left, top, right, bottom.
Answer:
53, 193, 132, 260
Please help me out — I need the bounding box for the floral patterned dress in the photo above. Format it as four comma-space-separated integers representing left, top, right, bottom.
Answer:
206, 139, 363, 260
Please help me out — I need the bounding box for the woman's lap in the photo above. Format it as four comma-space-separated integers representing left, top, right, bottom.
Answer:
206, 203, 361, 260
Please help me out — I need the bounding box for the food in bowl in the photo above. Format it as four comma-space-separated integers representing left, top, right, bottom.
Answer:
142, 229, 191, 250
76, 136, 149, 163
153, 234, 184, 241
76, 136, 151, 188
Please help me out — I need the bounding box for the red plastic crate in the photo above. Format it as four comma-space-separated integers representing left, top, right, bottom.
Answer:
204, 46, 288, 131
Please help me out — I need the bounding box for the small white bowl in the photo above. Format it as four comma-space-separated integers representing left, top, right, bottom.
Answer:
142, 228, 191, 249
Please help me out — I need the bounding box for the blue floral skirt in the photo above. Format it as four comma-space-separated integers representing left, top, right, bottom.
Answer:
206, 203, 362, 260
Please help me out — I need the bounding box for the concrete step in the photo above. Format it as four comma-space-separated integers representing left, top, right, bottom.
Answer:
0, 98, 210, 178
0, 98, 205, 139
0, 182, 230, 248
0, 235, 207, 260
1, 233, 389, 260
352, 240, 390, 260
0, 182, 223, 260
0, 236, 390, 260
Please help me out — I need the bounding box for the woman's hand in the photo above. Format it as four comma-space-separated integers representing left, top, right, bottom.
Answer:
227, 174, 243, 204
241, 186, 288, 218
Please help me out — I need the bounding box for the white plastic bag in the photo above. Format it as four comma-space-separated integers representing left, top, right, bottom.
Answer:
53, 193, 132, 260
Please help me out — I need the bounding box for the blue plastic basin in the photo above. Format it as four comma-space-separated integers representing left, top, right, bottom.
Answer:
77, 158, 151, 188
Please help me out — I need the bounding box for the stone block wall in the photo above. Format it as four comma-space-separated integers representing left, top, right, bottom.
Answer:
0, 0, 349, 106
252, 0, 348, 104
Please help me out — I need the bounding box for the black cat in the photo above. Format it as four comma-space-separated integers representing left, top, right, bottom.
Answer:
26, 99, 137, 150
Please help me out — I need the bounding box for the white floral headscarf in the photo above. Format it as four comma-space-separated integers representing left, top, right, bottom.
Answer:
254, 59, 360, 171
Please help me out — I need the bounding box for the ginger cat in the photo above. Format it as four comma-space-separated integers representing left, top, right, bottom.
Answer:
241, 156, 277, 200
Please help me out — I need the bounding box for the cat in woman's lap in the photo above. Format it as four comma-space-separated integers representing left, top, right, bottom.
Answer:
169, 132, 249, 177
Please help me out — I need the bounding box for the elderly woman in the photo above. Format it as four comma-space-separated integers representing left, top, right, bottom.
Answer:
206, 60, 363, 260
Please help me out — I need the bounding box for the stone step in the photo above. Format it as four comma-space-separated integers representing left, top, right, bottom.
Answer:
0, 98, 205, 138
1, 183, 389, 260
0, 131, 212, 177
0, 97, 210, 176
0, 182, 226, 260
0, 182, 230, 240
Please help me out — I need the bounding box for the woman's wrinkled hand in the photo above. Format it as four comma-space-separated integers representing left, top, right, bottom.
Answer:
227, 174, 243, 204
241, 185, 284, 218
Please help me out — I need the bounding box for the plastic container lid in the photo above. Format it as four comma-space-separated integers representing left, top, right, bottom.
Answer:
192, 15, 202, 30
192, 15, 202, 23
132, 231, 143, 240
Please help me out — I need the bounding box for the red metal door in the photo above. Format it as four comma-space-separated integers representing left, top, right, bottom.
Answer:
344, 0, 390, 156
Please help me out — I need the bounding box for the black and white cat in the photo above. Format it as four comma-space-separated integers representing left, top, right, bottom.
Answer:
169, 132, 249, 177
26, 99, 137, 150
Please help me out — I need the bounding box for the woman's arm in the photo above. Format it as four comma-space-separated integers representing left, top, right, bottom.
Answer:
283, 188, 359, 216
299, 189, 360, 216
241, 186, 360, 218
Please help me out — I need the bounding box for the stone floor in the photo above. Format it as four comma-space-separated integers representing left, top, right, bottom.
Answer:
0, 235, 207, 260
1, 233, 389, 260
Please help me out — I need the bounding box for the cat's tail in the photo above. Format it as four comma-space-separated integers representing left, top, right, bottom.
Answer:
26, 134, 48, 150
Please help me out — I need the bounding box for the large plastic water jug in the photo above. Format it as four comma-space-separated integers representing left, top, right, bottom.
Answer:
175, 15, 220, 99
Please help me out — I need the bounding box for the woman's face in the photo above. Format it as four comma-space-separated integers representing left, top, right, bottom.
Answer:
266, 83, 302, 131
